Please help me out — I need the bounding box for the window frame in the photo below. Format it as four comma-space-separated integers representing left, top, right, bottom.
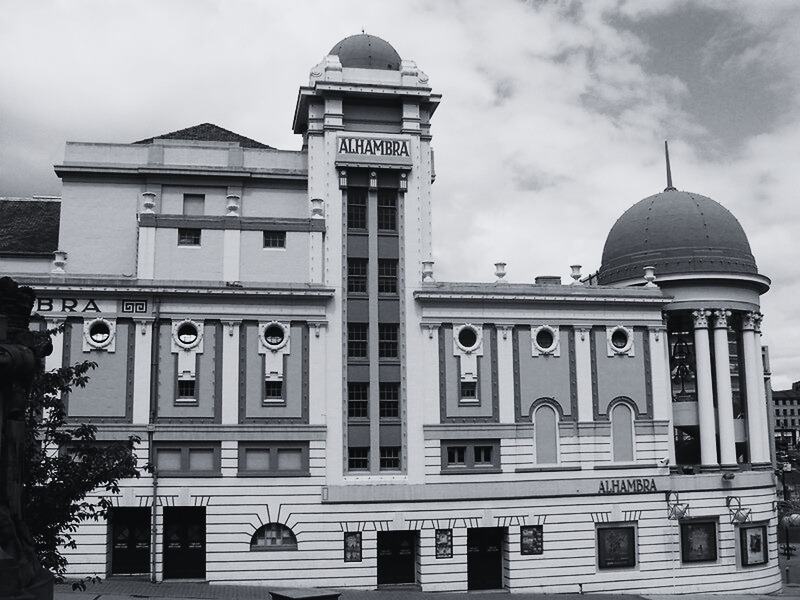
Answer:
441, 439, 500, 473
379, 382, 400, 420
263, 230, 287, 249
154, 443, 220, 477
377, 189, 397, 231
250, 522, 298, 551
347, 189, 368, 230
347, 382, 369, 420
177, 228, 202, 246
378, 323, 398, 359
347, 258, 368, 295
379, 446, 401, 471
347, 447, 369, 471
238, 442, 309, 477
377, 258, 398, 295
347, 323, 368, 359
263, 379, 284, 405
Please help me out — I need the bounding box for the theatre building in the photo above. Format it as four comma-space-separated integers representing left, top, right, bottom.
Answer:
0, 34, 781, 593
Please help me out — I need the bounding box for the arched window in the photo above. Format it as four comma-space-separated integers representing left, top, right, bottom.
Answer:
534, 404, 558, 464
250, 523, 297, 551
611, 402, 634, 462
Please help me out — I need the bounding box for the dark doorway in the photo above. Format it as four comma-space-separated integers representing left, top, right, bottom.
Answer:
163, 507, 206, 579
377, 530, 417, 586
110, 507, 150, 575
467, 527, 504, 590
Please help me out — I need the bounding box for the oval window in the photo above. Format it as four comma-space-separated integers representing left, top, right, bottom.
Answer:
611, 328, 629, 349
263, 323, 286, 348
457, 326, 478, 350
536, 328, 554, 351
89, 321, 111, 344
177, 323, 199, 346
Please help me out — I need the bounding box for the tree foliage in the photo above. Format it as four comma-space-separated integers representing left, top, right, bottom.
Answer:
23, 359, 143, 579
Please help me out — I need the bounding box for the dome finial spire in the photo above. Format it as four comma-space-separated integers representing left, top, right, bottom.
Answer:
664, 140, 676, 191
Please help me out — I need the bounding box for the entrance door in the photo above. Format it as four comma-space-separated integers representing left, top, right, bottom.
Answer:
163, 507, 206, 579
467, 527, 504, 590
110, 507, 150, 575
377, 530, 417, 585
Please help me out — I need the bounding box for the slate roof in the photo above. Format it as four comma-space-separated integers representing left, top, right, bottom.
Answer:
0, 198, 60, 255
134, 123, 272, 149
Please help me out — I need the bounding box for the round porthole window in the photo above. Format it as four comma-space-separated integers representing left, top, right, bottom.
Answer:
262, 322, 288, 350
456, 324, 481, 352
535, 327, 556, 352
610, 326, 632, 353
176, 322, 200, 348
89, 320, 111, 345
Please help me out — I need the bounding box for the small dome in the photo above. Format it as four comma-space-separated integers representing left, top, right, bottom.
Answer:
597, 189, 758, 285
329, 34, 401, 70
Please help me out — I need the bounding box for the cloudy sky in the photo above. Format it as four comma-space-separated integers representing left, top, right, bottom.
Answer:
1, 0, 799, 389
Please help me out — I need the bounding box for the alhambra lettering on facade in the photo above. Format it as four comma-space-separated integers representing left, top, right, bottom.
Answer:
598, 478, 657, 495
338, 137, 409, 157
36, 298, 101, 313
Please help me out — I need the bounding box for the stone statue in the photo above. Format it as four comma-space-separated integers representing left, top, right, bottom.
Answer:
0, 276, 54, 600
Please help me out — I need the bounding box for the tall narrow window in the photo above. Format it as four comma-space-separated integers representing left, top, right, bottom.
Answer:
611, 402, 634, 462
377, 190, 397, 231
378, 324, 398, 359
379, 382, 400, 419
347, 189, 367, 230
348, 382, 369, 419
347, 258, 368, 294
377, 259, 398, 294
534, 404, 558, 464
347, 323, 368, 359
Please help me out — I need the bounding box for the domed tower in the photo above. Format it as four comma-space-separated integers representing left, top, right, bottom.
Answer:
293, 34, 440, 480
597, 152, 771, 471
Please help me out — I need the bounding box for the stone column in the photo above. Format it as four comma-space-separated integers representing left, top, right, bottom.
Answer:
712, 310, 736, 467
742, 311, 767, 464
693, 309, 718, 467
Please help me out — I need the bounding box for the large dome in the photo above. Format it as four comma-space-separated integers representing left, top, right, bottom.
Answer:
597, 189, 759, 285
329, 34, 401, 70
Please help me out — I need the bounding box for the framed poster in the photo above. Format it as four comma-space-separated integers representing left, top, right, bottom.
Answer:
740, 524, 768, 566
344, 531, 362, 562
521, 525, 543, 555
680, 520, 718, 563
435, 528, 453, 558
597, 525, 636, 569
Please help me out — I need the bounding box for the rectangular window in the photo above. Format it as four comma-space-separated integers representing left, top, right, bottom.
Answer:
347, 258, 368, 294
378, 324, 398, 359
347, 189, 367, 230
239, 443, 309, 476
347, 323, 368, 359
379, 382, 400, 419
263, 231, 286, 248
680, 520, 718, 563
446, 446, 466, 466
154, 443, 220, 476
441, 440, 500, 472
377, 259, 398, 294
177, 228, 201, 246
348, 447, 369, 471
263, 380, 283, 404
379, 446, 401, 471
347, 382, 369, 419
177, 378, 196, 402
597, 524, 637, 569
459, 380, 477, 402
344, 531, 362, 562
377, 190, 397, 231
183, 193, 205, 215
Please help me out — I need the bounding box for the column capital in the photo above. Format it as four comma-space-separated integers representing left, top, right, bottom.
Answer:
692, 309, 712, 329
741, 311, 763, 332
712, 309, 731, 329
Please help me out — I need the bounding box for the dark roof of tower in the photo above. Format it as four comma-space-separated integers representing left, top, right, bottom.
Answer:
329, 34, 402, 70
597, 189, 758, 285
0, 198, 60, 255
134, 123, 272, 149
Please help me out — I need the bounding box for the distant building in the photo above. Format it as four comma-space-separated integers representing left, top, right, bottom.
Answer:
774, 381, 800, 447
0, 34, 781, 593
